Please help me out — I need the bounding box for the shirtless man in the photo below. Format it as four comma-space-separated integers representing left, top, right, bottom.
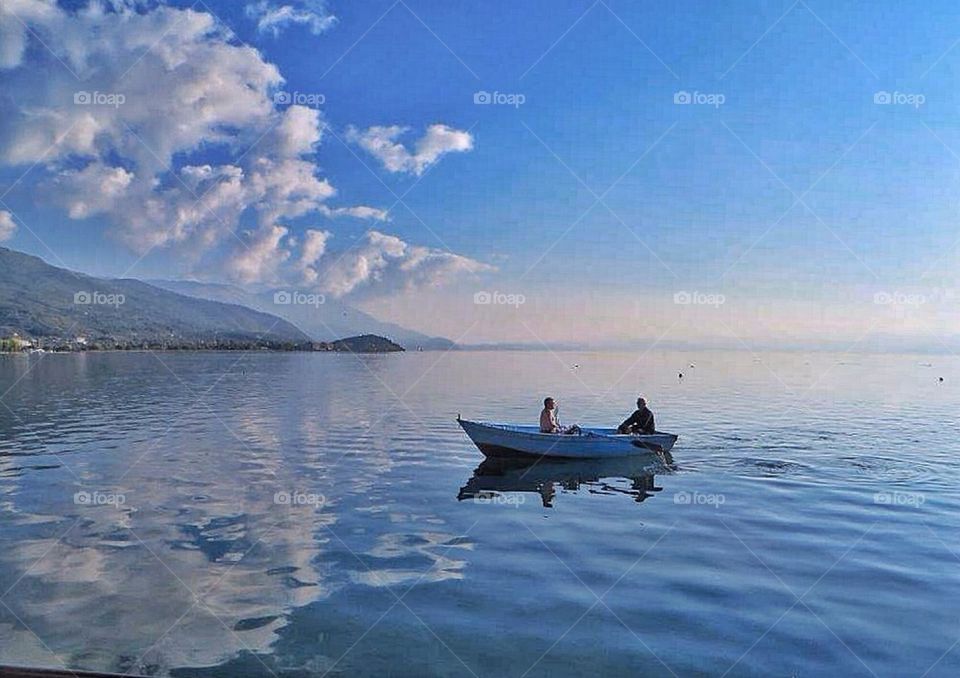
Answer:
539, 397, 580, 434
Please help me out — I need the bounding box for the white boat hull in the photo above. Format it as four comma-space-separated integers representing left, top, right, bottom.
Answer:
458, 419, 678, 459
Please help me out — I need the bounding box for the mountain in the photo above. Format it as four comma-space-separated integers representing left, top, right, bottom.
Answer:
0, 247, 310, 347
149, 280, 455, 350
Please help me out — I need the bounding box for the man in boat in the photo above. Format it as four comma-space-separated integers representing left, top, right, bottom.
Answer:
617, 397, 656, 435
540, 397, 581, 435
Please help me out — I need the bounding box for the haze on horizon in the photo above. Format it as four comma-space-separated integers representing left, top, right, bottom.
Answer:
1, 0, 959, 351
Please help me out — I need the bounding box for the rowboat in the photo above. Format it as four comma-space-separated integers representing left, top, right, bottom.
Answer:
457, 417, 678, 459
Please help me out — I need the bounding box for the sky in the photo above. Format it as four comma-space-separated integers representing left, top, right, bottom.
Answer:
1, 0, 960, 350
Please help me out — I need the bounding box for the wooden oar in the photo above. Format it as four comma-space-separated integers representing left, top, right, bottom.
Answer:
631, 439, 665, 453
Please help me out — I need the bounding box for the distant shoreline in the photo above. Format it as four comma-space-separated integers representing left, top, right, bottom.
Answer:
3, 346, 956, 358
0, 333, 405, 355
0, 348, 407, 355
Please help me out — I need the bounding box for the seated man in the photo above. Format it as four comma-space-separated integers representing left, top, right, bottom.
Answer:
540, 397, 581, 435
618, 397, 656, 435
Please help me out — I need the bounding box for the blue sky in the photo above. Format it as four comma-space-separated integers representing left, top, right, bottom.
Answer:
1, 0, 959, 347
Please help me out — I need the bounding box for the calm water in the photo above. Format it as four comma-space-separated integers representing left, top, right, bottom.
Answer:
0, 350, 958, 677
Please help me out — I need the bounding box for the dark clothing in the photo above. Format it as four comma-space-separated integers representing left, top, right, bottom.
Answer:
618, 407, 655, 434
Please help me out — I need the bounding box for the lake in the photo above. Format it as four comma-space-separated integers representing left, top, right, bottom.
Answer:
0, 350, 957, 677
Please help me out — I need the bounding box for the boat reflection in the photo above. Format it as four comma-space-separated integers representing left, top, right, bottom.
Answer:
458, 452, 673, 508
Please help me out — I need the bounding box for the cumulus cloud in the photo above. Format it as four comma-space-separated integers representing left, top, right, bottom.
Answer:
227, 227, 492, 294
246, 0, 337, 36
273, 104, 323, 156
298, 228, 331, 283
56, 163, 135, 220
0, 0, 58, 70
0, 210, 16, 241
346, 124, 474, 176
0, 2, 389, 275
228, 224, 291, 284
318, 230, 494, 298
1, 1, 282, 167
0, 1, 486, 297
318, 205, 390, 221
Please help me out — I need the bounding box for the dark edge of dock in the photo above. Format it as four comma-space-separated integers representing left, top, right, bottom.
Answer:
0, 667, 147, 678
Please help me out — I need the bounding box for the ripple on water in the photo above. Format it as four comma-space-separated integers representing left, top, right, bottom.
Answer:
832, 453, 946, 486
4, 351, 960, 677
233, 615, 282, 632
694, 455, 816, 479
0, 463, 61, 478
172, 514, 251, 563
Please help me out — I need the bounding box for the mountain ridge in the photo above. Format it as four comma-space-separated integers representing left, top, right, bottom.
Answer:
0, 247, 310, 348
148, 279, 456, 350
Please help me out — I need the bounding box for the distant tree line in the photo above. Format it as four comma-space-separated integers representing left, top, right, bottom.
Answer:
0, 334, 401, 353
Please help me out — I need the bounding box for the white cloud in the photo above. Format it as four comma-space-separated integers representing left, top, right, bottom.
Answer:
246, 0, 337, 36
56, 163, 135, 220
1, 3, 282, 167
228, 224, 291, 284
0, 1, 485, 299
1, 1, 282, 251
319, 230, 494, 297
346, 124, 474, 176
274, 104, 323, 157
318, 205, 390, 221
0, 3, 390, 276
0, 0, 58, 70
223, 226, 492, 294
298, 228, 331, 283
0, 210, 16, 241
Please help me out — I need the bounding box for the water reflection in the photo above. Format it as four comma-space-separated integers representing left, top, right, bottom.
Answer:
458, 452, 673, 508
6, 351, 958, 676
0, 352, 480, 674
